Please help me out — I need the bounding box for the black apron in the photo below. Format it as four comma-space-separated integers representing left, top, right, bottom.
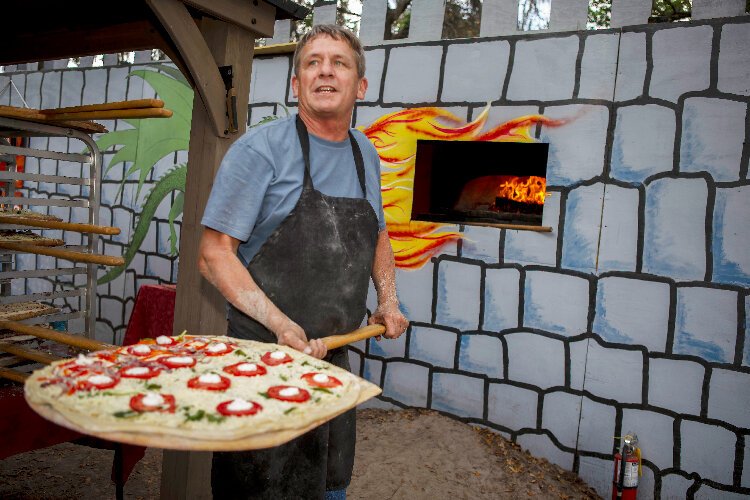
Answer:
212, 116, 379, 499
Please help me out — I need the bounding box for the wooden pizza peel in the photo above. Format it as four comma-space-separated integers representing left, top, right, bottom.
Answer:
22, 324, 387, 451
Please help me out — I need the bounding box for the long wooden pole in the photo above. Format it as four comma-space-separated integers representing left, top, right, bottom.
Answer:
0, 215, 121, 235
0, 366, 27, 382
0, 342, 61, 364
0, 241, 125, 266
40, 99, 164, 114
0, 320, 114, 351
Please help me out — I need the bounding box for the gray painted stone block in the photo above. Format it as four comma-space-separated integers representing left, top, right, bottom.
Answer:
516, 432, 574, 470
483, 267, 520, 332
269, 19, 291, 45
395, 263, 434, 324
674, 287, 738, 363
680, 419, 736, 484
249, 106, 275, 126
578, 397, 617, 455
648, 358, 705, 415
614, 32, 647, 101
643, 177, 708, 281
569, 338, 588, 390
561, 183, 604, 272
744, 437, 750, 488
650, 26, 713, 102
578, 34, 618, 100
312, 2, 336, 26
407, 0, 446, 42
577, 455, 612, 498
359, 0, 387, 46
383, 361, 430, 408
621, 409, 673, 470
479, 0, 517, 37
95, 321, 115, 345
158, 222, 177, 255
708, 369, 750, 429
435, 260, 481, 330
718, 23, 750, 96
611, 0, 651, 28
25, 73, 42, 109
594, 276, 670, 352
60, 71, 83, 108
746, 296, 750, 367
250, 57, 289, 104
82, 69, 108, 105
363, 49, 385, 103
584, 341, 643, 404
146, 255, 172, 282
459, 334, 503, 379
541, 105, 609, 186
506, 331, 565, 389
383, 45, 443, 103
0, 76, 9, 105
363, 357, 382, 385
461, 225, 499, 263
431, 372, 484, 419
523, 270, 590, 337
636, 465, 656, 500
661, 473, 692, 498
713, 186, 750, 286
441, 40, 509, 103
503, 191, 560, 267
611, 104, 675, 183
598, 185, 640, 272
488, 383, 537, 431
681, 97, 746, 182
9, 74, 27, 107
542, 391, 582, 449
368, 325, 406, 358
695, 485, 750, 500
548, 0, 588, 32
692, 0, 746, 19
348, 350, 361, 377
409, 325, 457, 369
507, 36, 579, 102
141, 221, 157, 253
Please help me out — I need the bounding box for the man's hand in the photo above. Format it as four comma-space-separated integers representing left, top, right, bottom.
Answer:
369, 302, 408, 340
273, 317, 328, 359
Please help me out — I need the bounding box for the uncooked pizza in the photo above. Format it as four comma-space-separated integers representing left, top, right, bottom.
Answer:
24, 334, 376, 449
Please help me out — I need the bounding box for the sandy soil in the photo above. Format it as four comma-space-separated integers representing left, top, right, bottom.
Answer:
1, 408, 601, 499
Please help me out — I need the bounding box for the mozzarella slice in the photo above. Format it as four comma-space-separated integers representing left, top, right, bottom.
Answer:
227, 399, 253, 412
130, 344, 151, 355
156, 335, 173, 345
279, 387, 300, 397
167, 356, 194, 366
237, 363, 258, 372
207, 342, 227, 353
75, 354, 95, 366
124, 367, 150, 376
198, 373, 221, 384
142, 392, 165, 407
312, 373, 329, 384
88, 375, 113, 386
270, 351, 287, 360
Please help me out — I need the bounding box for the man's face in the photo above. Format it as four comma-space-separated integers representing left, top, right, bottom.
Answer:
292, 35, 367, 120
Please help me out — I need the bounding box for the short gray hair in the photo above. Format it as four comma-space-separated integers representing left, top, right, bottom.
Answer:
293, 24, 366, 79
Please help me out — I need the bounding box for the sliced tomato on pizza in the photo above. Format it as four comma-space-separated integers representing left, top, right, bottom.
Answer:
130, 393, 176, 413
223, 361, 267, 377
187, 373, 231, 391
216, 399, 263, 417
261, 350, 293, 366
266, 385, 310, 403
301, 372, 343, 389
204, 342, 235, 356
126, 344, 153, 357
77, 374, 119, 391
158, 355, 197, 369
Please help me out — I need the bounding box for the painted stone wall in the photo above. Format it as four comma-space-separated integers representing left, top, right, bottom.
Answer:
248, 17, 750, 498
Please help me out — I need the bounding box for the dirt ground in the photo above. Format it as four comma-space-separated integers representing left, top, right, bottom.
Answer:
0, 408, 601, 499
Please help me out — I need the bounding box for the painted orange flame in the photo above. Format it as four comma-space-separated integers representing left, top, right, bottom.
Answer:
497, 175, 547, 205
359, 106, 565, 270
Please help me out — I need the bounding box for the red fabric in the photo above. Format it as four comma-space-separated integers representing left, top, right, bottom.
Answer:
123, 284, 177, 345
1, 284, 177, 484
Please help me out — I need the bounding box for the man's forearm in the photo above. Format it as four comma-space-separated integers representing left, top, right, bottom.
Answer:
371, 229, 399, 308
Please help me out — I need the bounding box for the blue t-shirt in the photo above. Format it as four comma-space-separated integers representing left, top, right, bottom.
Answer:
202, 115, 385, 266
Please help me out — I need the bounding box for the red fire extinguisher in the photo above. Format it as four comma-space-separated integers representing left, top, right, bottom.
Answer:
612, 433, 641, 500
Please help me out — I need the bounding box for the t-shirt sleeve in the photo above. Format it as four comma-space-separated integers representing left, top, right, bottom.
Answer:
360, 135, 386, 231
201, 138, 274, 242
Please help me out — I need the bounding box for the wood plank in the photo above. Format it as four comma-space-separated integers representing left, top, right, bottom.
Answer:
39, 99, 164, 114
0, 366, 27, 383
162, 17, 255, 500
183, 0, 276, 37
0, 342, 61, 364
146, 0, 231, 138
43, 108, 172, 122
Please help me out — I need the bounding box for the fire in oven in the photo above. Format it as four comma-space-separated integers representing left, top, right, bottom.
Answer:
410, 139, 549, 227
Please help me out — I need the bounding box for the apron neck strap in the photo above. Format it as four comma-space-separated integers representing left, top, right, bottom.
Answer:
295, 115, 367, 196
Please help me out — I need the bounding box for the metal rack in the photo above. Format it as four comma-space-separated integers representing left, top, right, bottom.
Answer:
0, 117, 102, 338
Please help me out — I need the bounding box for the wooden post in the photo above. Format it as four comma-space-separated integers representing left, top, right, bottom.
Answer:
160, 16, 257, 500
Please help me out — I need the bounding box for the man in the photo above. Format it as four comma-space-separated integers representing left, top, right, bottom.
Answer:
198, 24, 409, 499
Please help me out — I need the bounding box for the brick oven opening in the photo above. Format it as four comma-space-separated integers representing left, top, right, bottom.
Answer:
411, 140, 549, 227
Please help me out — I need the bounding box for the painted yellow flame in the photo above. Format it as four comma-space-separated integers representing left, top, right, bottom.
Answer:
359, 106, 564, 270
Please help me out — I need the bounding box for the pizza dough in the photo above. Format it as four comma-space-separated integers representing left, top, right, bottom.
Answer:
25, 334, 380, 450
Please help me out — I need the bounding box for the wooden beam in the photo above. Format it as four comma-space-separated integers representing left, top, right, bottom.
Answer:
161, 16, 255, 500
182, 0, 276, 37
146, 0, 231, 137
